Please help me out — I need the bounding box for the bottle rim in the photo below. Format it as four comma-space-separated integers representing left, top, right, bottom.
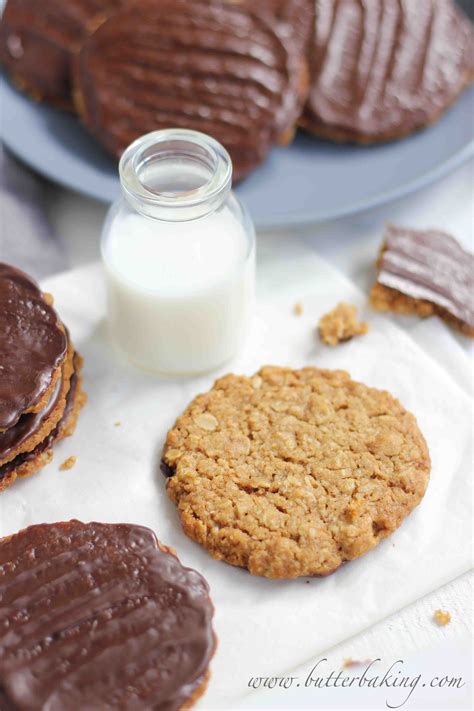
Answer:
119, 129, 233, 221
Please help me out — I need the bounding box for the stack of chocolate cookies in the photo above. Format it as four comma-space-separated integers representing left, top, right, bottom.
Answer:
0, 264, 86, 492
1, 0, 472, 180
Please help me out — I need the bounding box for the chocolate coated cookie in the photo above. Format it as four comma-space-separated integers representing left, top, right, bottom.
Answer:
234, 0, 315, 53
0, 342, 75, 469
301, 0, 474, 143
0, 354, 87, 492
73, 0, 307, 180
0, 0, 128, 107
0, 521, 216, 710
0, 264, 67, 431
370, 224, 474, 337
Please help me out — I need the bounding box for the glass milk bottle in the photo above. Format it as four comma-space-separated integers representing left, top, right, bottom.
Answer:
101, 129, 255, 375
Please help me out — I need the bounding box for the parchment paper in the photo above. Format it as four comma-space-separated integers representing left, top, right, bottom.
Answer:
0, 237, 471, 709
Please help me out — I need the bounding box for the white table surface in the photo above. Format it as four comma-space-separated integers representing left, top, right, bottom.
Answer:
42, 162, 473, 710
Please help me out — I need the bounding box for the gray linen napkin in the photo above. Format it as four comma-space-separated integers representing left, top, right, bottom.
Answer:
0, 146, 66, 279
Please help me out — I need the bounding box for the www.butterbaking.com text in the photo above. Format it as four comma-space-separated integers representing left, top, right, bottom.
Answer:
248, 658, 465, 708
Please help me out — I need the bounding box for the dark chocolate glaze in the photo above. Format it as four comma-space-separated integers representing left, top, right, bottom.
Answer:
0, 521, 215, 710
160, 458, 175, 479
0, 0, 128, 106
378, 225, 474, 329
74, 0, 305, 180
302, 0, 474, 141
0, 263, 67, 431
240, 0, 315, 53
0, 378, 62, 464
0, 369, 78, 484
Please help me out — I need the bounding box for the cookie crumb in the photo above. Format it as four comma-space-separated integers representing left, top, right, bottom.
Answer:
114, 421, 121, 427
294, 302, 303, 316
343, 658, 372, 669
319, 302, 369, 346
433, 609, 451, 626
59, 456, 77, 471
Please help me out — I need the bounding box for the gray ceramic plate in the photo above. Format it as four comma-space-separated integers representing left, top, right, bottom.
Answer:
1, 75, 473, 230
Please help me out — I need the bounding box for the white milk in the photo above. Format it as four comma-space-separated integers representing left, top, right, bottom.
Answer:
101, 129, 255, 375
102, 207, 255, 375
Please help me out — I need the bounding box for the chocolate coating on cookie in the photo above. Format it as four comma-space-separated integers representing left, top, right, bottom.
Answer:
0, 354, 86, 491
0, 380, 74, 485
0, 0, 128, 107
0, 379, 62, 463
235, 0, 315, 53
0, 521, 215, 710
0, 264, 67, 430
370, 225, 474, 337
73, 0, 306, 180
302, 0, 474, 142
0, 341, 75, 468
163, 366, 430, 579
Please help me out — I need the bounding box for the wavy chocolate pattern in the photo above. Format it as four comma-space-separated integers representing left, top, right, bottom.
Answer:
378, 225, 474, 330
235, 0, 315, 52
74, 0, 305, 180
0, 521, 216, 710
302, 0, 474, 142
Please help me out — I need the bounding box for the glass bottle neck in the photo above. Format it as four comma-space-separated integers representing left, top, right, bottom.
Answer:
119, 129, 233, 222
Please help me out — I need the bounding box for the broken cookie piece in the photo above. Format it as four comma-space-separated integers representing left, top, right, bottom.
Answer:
318, 302, 369, 346
370, 225, 474, 338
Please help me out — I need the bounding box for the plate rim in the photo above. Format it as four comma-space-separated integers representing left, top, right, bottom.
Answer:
2, 77, 473, 230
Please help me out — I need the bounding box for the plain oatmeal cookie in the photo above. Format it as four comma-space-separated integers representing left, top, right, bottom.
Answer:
163, 366, 430, 579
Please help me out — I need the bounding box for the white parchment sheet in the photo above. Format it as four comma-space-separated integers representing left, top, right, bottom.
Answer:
0, 237, 472, 709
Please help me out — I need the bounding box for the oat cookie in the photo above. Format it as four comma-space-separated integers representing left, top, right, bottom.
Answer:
163, 366, 430, 579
